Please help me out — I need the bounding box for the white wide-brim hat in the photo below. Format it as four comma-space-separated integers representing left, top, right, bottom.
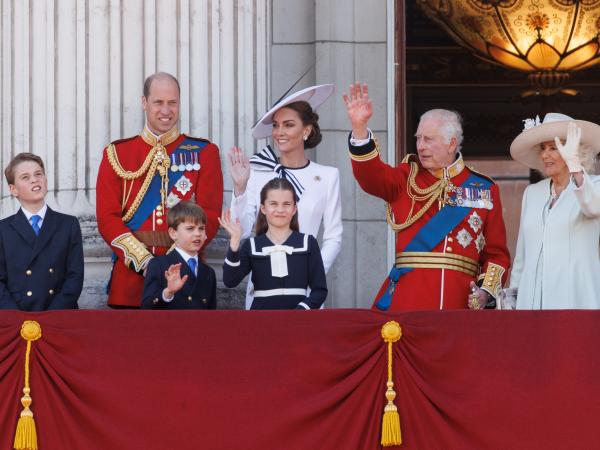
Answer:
510, 112, 600, 172
251, 84, 335, 139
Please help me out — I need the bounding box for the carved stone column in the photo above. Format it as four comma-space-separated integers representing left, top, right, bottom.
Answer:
0, 0, 269, 308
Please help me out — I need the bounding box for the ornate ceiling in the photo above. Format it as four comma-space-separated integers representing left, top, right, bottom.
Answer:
405, 2, 600, 157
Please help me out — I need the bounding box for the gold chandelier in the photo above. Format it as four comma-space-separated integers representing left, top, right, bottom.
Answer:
417, 0, 600, 95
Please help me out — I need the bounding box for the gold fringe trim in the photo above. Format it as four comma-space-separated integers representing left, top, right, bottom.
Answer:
380, 321, 402, 447
14, 321, 42, 450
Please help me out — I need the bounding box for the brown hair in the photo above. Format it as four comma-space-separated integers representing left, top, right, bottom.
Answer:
4, 153, 45, 185
255, 178, 299, 235
167, 201, 207, 229
282, 101, 322, 149
143, 72, 181, 99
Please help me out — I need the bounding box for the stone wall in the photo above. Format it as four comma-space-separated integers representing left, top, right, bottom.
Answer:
270, 0, 393, 307
1, 0, 393, 309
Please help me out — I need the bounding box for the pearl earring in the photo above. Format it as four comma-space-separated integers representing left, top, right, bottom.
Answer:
303, 135, 308, 141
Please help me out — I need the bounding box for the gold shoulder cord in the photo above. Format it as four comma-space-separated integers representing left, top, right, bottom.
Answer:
107, 144, 156, 179
386, 162, 451, 232
106, 143, 171, 222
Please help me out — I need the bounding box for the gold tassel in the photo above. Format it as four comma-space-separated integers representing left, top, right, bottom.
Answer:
380, 321, 402, 447
14, 321, 42, 450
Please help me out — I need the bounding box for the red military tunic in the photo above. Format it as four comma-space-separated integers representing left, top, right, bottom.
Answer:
96, 125, 223, 307
349, 135, 510, 310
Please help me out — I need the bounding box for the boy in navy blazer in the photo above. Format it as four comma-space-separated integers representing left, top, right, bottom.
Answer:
0, 153, 84, 310
141, 201, 216, 309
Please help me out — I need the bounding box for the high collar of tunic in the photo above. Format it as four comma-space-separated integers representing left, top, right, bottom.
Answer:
428, 152, 466, 179
141, 124, 180, 147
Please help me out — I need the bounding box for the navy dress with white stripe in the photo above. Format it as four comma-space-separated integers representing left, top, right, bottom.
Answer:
223, 231, 327, 309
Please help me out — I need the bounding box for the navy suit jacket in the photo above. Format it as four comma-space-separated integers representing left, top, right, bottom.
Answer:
141, 250, 216, 309
0, 207, 84, 311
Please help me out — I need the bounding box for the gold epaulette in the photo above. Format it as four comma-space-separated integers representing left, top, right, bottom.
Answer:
183, 134, 210, 144
467, 165, 497, 184
480, 262, 505, 298
349, 136, 380, 162
111, 233, 153, 272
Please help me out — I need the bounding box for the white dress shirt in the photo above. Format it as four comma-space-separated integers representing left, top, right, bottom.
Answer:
21, 204, 48, 230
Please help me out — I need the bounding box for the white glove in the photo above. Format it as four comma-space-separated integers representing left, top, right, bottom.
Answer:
555, 122, 583, 173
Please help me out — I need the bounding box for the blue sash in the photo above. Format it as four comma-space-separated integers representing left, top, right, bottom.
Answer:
126, 138, 208, 231
375, 173, 491, 311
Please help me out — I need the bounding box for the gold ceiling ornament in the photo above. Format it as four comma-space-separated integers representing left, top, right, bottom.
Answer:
418, 0, 600, 96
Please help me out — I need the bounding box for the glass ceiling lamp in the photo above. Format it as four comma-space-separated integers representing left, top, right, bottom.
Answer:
417, 0, 600, 96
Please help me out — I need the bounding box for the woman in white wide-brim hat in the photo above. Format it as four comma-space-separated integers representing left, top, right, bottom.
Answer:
225, 84, 342, 309
509, 112, 600, 309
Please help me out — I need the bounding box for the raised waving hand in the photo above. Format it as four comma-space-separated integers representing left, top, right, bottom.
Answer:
342, 83, 373, 140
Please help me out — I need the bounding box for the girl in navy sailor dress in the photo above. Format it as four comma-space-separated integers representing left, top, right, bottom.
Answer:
220, 178, 327, 310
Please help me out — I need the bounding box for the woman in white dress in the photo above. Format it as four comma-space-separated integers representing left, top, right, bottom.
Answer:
509, 113, 600, 309
227, 85, 343, 309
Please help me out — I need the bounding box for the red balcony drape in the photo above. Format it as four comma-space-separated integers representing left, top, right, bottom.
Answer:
1, 309, 599, 450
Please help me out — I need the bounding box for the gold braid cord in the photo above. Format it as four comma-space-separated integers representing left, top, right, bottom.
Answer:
106, 142, 171, 223
386, 162, 452, 232
107, 143, 156, 179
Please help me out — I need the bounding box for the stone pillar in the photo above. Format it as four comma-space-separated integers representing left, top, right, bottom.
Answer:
0, 0, 269, 308
270, 1, 393, 308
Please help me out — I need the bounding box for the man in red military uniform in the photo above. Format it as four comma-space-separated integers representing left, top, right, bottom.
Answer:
96, 72, 223, 308
342, 83, 510, 310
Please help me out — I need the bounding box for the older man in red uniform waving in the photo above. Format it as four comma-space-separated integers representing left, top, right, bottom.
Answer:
97, 72, 223, 308
343, 83, 510, 311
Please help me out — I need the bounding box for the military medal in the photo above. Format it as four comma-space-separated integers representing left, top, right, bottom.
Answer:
166, 192, 181, 208
456, 187, 464, 206
175, 175, 192, 195
171, 154, 178, 172
193, 152, 201, 171
178, 154, 186, 172
185, 153, 193, 172
475, 233, 486, 253
468, 211, 482, 233
456, 228, 473, 248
